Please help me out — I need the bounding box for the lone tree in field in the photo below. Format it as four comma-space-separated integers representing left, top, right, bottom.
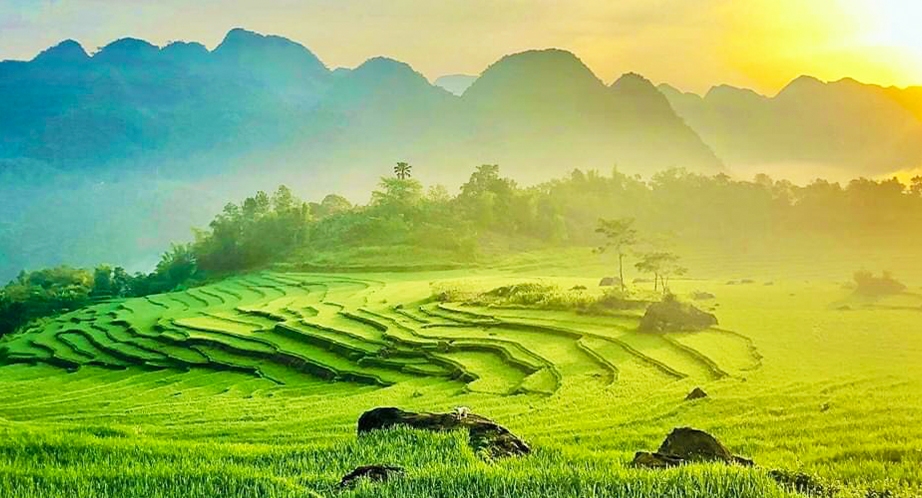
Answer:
635, 251, 687, 295
394, 162, 413, 179
595, 218, 638, 292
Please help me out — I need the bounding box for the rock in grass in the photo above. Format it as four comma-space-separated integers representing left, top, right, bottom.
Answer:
684, 387, 708, 401
639, 295, 718, 332
339, 465, 404, 488
598, 277, 619, 287
357, 407, 530, 458
632, 427, 753, 468
657, 427, 750, 464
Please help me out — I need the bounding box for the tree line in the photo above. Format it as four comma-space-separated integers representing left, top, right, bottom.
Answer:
2, 164, 921, 337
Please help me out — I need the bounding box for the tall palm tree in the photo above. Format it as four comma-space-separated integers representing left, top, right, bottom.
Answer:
394, 162, 412, 180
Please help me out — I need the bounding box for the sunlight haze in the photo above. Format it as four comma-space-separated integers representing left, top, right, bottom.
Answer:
2, 0, 921, 94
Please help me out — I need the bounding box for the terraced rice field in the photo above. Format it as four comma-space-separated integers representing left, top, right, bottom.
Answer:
1, 270, 921, 497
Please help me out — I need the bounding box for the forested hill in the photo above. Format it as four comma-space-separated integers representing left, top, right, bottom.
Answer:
2, 164, 920, 338
0, 29, 721, 177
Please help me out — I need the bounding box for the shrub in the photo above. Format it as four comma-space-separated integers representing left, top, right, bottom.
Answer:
591, 287, 646, 311
853, 271, 906, 296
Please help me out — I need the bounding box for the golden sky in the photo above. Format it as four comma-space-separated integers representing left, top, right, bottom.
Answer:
2, 0, 921, 94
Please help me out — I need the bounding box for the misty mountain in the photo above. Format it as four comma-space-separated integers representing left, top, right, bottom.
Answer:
660, 77, 922, 178
434, 74, 477, 96
1, 34, 722, 179
0, 29, 339, 171
17, 28, 922, 281
455, 50, 722, 176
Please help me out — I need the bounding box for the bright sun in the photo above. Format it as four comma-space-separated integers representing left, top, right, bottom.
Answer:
866, 0, 922, 54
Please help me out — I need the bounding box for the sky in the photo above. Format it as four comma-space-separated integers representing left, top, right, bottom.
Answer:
1, 0, 921, 95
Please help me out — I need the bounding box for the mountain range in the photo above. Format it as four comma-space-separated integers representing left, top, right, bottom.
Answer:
2, 28, 922, 280
660, 78, 922, 180
0, 28, 725, 184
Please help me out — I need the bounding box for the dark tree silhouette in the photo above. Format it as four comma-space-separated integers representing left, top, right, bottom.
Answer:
911, 176, 922, 197
394, 162, 413, 180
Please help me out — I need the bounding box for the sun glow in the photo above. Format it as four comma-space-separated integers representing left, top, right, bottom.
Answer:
863, 1, 922, 55
842, 0, 922, 87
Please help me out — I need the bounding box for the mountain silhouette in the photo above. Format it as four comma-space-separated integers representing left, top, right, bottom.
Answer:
32, 40, 90, 64
458, 50, 721, 174
661, 76, 922, 177
434, 74, 477, 95
0, 33, 723, 176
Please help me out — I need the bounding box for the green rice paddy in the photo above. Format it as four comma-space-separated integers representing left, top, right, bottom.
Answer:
1, 259, 920, 497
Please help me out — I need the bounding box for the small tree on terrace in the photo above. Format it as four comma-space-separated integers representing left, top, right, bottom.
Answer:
595, 217, 637, 292
635, 251, 687, 295
394, 162, 413, 180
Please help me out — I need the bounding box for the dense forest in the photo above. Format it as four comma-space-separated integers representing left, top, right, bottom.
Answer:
2, 164, 921, 337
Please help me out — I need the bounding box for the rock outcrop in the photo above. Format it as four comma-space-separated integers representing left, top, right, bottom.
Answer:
632, 427, 753, 468
358, 407, 530, 458
639, 296, 718, 332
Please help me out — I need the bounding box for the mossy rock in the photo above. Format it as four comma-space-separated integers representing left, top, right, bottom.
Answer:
633, 427, 753, 468
639, 296, 717, 332
357, 407, 530, 459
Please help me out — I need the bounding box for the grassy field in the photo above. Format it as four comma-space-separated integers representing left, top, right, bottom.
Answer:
0, 251, 920, 497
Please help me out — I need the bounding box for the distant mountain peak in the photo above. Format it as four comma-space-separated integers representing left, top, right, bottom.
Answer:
611, 72, 667, 95
484, 48, 599, 79
32, 39, 89, 64
611, 72, 657, 92
346, 57, 433, 89
777, 75, 826, 98
326, 56, 442, 105
355, 56, 414, 73
611, 72, 686, 121
216, 27, 285, 50
161, 41, 209, 62
464, 48, 604, 104
94, 38, 160, 63
434, 74, 477, 96
213, 27, 328, 74
705, 84, 767, 104
790, 74, 825, 85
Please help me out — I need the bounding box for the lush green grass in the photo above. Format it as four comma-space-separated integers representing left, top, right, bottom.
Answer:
0, 253, 920, 497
